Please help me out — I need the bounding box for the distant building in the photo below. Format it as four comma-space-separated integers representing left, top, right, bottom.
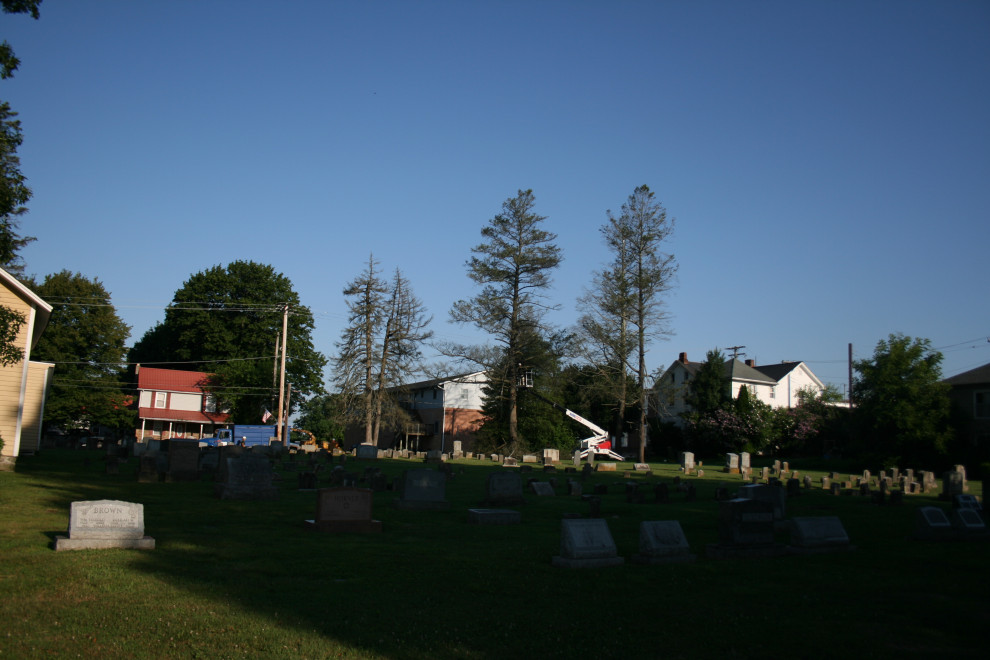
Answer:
944, 362, 990, 451
344, 372, 488, 452
655, 351, 826, 426
134, 366, 229, 442
0, 267, 55, 466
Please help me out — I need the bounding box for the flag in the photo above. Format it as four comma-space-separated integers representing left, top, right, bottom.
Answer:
262, 408, 272, 424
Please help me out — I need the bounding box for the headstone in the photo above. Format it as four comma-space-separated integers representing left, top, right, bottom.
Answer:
305, 487, 381, 533
654, 483, 669, 502
782, 461, 789, 472
551, 519, 624, 568
821, 476, 830, 490
572, 450, 582, 467
394, 469, 450, 510
297, 471, 318, 490
803, 475, 812, 490
467, 508, 521, 525
789, 516, 853, 553
951, 508, 987, 533
772, 460, 781, 474
787, 478, 801, 498
761, 467, 769, 482
217, 455, 278, 500
530, 481, 555, 496
54, 500, 155, 551
738, 483, 786, 520
724, 453, 740, 474
595, 462, 617, 472
167, 439, 200, 481
707, 498, 784, 559
952, 494, 982, 512
503, 457, 518, 467
942, 471, 964, 499
424, 449, 443, 464
632, 520, 696, 564
634, 463, 651, 472
136, 454, 160, 483
568, 479, 583, 497
680, 452, 695, 470
542, 448, 559, 464
522, 454, 539, 464
914, 506, 953, 539
739, 452, 751, 470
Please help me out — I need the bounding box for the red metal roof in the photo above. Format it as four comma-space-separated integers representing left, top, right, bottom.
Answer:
137, 367, 213, 393
138, 407, 229, 424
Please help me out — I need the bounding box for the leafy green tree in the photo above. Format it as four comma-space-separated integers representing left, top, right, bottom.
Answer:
29, 271, 133, 434
686, 349, 728, 418
0, 302, 24, 365
295, 393, 347, 446
448, 189, 562, 457
852, 333, 952, 466
128, 261, 326, 424
1, 1, 42, 81
333, 256, 432, 445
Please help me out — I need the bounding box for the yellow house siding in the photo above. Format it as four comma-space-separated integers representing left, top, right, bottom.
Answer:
0, 286, 34, 458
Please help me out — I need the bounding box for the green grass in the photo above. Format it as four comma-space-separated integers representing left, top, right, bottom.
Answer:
1, 450, 987, 659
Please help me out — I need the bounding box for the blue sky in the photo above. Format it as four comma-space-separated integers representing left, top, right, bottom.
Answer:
5, 0, 989, 394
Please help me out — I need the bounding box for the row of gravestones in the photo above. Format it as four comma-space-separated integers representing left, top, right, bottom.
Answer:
53, 467, 986, 553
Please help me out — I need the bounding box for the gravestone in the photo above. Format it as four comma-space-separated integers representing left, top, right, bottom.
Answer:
552, 518, 624, 568
761, 467, 769, 482
486, 471, 523, 505
634, 463, 651, 472
297, 471, 318, 490
952, 494, 982, 512
788, 516, 853, 553
572, 450, 582, 467
707, 498, 785, 559
773, 460, 781, 474
803, 475, 812, 490
424, 449, 443, 464
503, 457, 518, 467
632, 520, 696, 564
530, 481, 555, 496
394, 469, 450, 510
739, 452, 751, 470
54, 500, 155, 551
217, 455, 278, 500
787, 478, 801, 498
914, 506, 953, 539
595, 462, 617, 472
467, 508, 521, 525
543, 448, 559, 464
942, 471, 964, 499
680, 452, 695, 470
951, 508, 987, 534
305, 487, 381, 533
167, 439, 200, 481
137, 454, 160, 483
522, 454, 539, 464
724, 453, 740, 474
738, 483, 786, 520
654, 483, 669, 503
568, 479, 583, 496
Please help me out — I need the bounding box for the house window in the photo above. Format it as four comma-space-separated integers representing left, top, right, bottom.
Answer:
975, 391, 990, 419
204, 395, 216, 413
154, 392, 167, 408
174, 423, 185, 436
152, 421, 162, 436
770, 386, 775, 399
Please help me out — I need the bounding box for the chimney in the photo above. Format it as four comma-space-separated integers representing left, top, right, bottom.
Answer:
679, 352, 688, 364
745, 359, 755, 368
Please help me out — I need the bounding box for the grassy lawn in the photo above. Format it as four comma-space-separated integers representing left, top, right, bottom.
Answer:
1, 449, 987, 659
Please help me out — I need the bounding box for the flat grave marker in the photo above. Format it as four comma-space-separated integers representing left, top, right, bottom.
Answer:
632, 520, 696, 564
788, 516, 853, 553
305, 487, 381, 533
467, 509, 521, 525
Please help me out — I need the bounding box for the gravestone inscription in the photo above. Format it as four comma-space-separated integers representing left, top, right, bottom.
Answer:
54, 500, 155, 551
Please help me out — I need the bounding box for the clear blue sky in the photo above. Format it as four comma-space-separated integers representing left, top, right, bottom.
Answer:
5, 0, 989, 394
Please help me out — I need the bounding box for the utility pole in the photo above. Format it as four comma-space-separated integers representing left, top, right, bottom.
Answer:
848, 343, 854, 408
726, 345, 746, 360
276, 303, 289, 442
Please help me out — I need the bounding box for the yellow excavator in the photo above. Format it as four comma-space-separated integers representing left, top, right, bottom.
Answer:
290, 428, 335, 451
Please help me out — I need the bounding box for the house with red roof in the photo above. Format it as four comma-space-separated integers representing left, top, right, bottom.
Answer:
135, 365, 229, 442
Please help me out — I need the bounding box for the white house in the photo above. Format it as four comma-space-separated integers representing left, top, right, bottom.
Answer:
345, 371, 488, 452
656, 352, 825, 426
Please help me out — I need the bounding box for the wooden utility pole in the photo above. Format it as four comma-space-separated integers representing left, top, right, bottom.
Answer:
848, 343, 854, 408
726, 345, 746, 360
276, 303, 289, 442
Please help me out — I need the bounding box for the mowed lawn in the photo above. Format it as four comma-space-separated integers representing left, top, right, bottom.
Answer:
1, 449, 987, 659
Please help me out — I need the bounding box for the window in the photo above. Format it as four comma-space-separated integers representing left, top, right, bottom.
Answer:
769, 386, 775, 399
152, 421, 162, 436
154, 392, 167, 408
975, 391, 990, 419
204, 395, 216, 413
174, 423, 185, 436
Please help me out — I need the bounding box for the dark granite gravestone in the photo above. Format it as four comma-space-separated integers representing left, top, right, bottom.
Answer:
706, 498, 786, 559
136, 453, 160, 483
632, 520, 695, 564
54, 500, 155, 551
788, 516, 853, 553
305, 487, 381, 533
216, 455, 278, 500
394, 469, 450, 510
914, 506, 953, 539
167, 439, 200, 482
530, 481, 555, 496
738, 483, 786, 520
552, 518, 624, 568
355, 444, 378, 460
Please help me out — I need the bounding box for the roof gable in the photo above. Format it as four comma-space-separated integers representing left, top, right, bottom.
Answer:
137, 366, 213, 393
944, 362, 990, 386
